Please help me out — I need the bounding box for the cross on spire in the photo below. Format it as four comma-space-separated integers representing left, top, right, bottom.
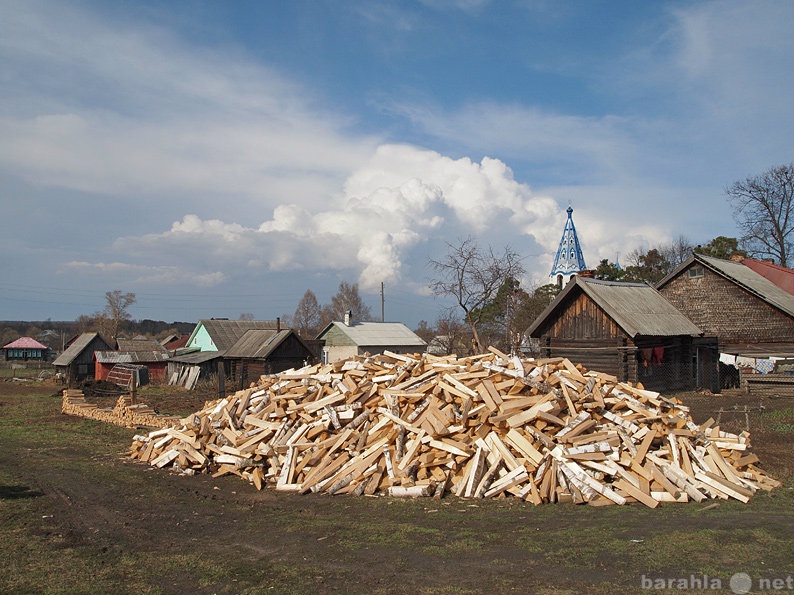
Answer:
550, 205, 586, 286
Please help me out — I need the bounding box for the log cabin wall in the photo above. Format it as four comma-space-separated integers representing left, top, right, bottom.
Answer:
536, 293, 702, 391
537, 293, 635, 382
541, 336, 635, 382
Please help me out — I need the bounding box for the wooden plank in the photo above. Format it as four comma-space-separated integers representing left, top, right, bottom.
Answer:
633, 429, 657, 465
504, 428, 544, 467
614, 478, 659, 508
506, 397, 555, 428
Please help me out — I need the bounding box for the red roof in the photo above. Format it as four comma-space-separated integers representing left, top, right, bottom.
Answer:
740, 258, 794, 296
3, 337, 49, 350
163, 335, 189, 350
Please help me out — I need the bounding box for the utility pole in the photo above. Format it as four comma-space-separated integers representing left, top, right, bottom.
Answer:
381, 282, 385, 322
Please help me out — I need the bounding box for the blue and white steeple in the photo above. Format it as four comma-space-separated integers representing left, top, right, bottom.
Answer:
550, 205, 587, 287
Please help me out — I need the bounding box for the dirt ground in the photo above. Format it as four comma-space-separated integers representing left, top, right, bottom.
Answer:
2, 378, 792, 595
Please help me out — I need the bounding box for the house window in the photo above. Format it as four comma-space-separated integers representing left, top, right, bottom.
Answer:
688, 266, 705, 278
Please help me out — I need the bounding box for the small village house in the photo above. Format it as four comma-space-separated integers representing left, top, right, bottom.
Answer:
316, 311, 427, 363
167, 319, 311, 389
2, 337, 51, 362
52, 332, 114, 385
657, 254, 794, 394
223, 329, 316, 389
527, 277, 708, 392
657, 254, 794, 351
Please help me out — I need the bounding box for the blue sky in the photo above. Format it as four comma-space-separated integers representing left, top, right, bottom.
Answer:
1, 0, 791, 328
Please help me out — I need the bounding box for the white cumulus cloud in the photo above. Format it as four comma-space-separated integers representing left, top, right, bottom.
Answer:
109, 143, 581, 293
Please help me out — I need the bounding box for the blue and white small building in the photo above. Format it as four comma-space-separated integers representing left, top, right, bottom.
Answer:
550, 205, 587, 287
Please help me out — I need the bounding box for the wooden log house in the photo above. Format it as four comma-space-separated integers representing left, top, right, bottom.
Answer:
527, 277, 709, 392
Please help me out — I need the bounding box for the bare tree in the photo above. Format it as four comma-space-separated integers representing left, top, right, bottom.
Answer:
292, 289, 322, 338
104, 290, 136, 338
75, 313, 99, 335
238, 312, 255, 321
413, 320, 435, 345
326, 282, 373, 323
434, 312, 471, 356
726, 163, 793, 267
659, 234, 694, 269
429, 237, 525, 353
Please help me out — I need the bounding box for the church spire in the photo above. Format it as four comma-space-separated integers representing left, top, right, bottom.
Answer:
550, 205, 586, 287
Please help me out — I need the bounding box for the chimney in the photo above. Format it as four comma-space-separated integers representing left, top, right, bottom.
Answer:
344, 310, 352, 326
276, 317, 281, 332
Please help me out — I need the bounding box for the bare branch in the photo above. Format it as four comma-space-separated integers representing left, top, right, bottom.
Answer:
428, 237, 525, 352
726, 163, 793, 267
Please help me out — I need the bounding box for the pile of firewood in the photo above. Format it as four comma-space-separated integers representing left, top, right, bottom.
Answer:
128, 349, 780, 506
63, 390, 179, 429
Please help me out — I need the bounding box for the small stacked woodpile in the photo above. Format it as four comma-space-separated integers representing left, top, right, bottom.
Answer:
63, 390, 179, 429
128, 350, 780, 506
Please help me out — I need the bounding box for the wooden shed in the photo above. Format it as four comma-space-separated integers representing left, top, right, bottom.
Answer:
94, 337, 171, 384
527, 277, 708, 392
168, 319, 297, 390
224, 329, 316, 389
52, 332, 113, 385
